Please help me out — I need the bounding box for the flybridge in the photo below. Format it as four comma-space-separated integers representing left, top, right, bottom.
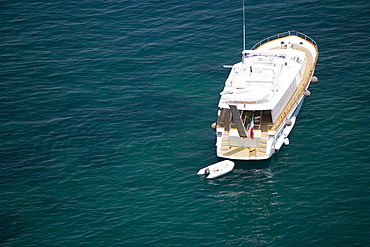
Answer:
219, 48, 306, 108
223, 50, 288, 68
242, 50, 286, 62
242, 49, 305, 65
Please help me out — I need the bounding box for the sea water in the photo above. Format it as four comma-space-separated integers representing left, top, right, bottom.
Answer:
1, 0, 369, 246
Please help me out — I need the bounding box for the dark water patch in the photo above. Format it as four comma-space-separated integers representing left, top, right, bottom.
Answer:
0, 211, 22, 244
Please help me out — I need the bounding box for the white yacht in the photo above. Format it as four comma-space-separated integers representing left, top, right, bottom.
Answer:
214, 30, 319, 160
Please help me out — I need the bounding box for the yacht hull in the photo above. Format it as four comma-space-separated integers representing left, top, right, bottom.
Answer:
215, 31, 318, 160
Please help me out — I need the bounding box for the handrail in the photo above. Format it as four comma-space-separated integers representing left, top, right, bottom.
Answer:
251, 30, 317, 50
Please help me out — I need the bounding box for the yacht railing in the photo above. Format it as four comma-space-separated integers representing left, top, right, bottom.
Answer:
251, 30, 317, 50
229, 123, 260, 131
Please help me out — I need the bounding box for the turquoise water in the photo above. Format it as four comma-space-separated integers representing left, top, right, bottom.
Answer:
1, 0, 370, 246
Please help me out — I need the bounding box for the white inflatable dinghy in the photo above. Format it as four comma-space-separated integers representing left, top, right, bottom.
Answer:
197, 160, 235, 179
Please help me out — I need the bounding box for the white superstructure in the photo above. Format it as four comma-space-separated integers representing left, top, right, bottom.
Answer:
215, 31, 318, 160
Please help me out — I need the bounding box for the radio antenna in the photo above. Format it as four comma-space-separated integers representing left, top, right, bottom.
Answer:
243, 0, 246, 50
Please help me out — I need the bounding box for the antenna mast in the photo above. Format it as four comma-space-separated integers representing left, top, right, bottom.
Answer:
243, 0, 246, 50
